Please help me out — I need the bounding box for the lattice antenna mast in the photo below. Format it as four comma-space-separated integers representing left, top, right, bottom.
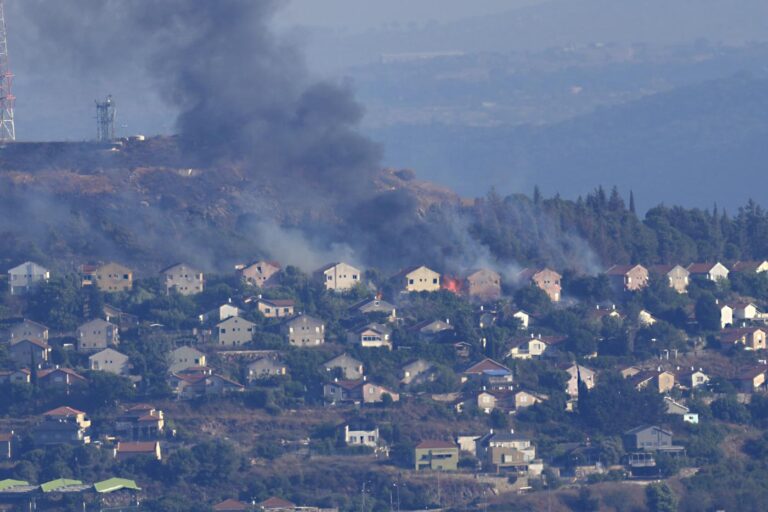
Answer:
95, 95, 116, 142
0, 0, 16, 142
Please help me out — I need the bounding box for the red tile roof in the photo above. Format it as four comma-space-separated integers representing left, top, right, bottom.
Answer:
260, 496, 296, 509
213, 498, 249, 511
117, 441, 158, 453
463, 358, 510, 375
44, 406, 85, 417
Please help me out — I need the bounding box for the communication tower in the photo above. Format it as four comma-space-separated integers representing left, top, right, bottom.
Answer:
0, 0, 16, 142
95, 95, 116, 142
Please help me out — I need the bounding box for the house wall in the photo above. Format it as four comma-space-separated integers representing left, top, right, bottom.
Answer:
169, 348, 206, 373
94, 263, 133, 292
240, 261, 280, 287
8, 262, 49, 295
414, 447, 459, 471
322, 263, 362, 292
77, 321, 118, 353
466, 269, 502, 301
164, 265, 204, 295
89, 351, 129, 375
532, 269, 562, 302
217, 318, 255, 347
404, 267, 441, 292
667, 266, 690, 293
720, 306, 733, 329
287, 317, 325, 347
9, 322, 48, 342
257, 302, 294, 318
625, 266, 649, 291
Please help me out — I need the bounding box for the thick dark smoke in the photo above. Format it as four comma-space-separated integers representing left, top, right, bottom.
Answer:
6, 0, 599, 277
15, 0, 379, 204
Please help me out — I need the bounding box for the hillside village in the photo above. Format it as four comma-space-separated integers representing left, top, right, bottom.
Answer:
0, 254, 767, 510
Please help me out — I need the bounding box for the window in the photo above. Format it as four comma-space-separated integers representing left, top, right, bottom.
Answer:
432, 278, 438, 284
409, 279, 414, 285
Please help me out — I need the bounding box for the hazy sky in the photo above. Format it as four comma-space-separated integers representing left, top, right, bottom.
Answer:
274, 0, 541, 32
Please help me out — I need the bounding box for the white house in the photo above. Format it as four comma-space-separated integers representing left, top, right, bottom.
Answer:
8, 262, 50, 295
316, 262, 362, 292
89, 348, 130, 376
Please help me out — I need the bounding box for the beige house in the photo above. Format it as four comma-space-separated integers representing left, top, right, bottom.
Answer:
168, 346, 206, 374
514, 390, 546, 409
629, 369, 675, 393
679, 368, 709, 389
465, 269, 502, 302
606, 264, 649, 292
7, 261, 50, 295
400, 266, 441, 292
512, 310, 530, 330
720, 303, 734, 329
81, 262, 133, 292
316, 262, 362, 292
507, 334, 565, 359
238, 260, 281, 288
323, 353, 363, 380
736, 367, 767, 392
478, 432, 537, 474
257, 298, 295, 318
362, 382, 399, 404
199, 303, 240, 324
247, 357, 287, 381
687, 262, 729, 282
731, 301, 760, 321
650, 264, 690, 294
77, 318, 119, 353
89, 348, 130, 376
638, 310, 657, 327
216, 317, 255, 347
517, 268, 562, 302
9, 319, 49, 344
414, 440, 459, 471
720, 327, 767, 351
162, 263, 204, 295
561, 363, 596, 398
284, 315, 325, 347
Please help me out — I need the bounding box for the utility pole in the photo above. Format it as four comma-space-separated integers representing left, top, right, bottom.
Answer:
0, 0, 15, 141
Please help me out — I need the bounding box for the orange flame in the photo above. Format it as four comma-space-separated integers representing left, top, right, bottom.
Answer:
442, 276, 462, 295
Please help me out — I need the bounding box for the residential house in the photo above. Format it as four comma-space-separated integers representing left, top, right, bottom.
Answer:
216, 316, 255, 347
9, 319, 49, 344
731, 301, 761, 321
588, 304, 624, 324
687, 262, 729, 282
348, 323, 392, 350
7, 261, 49, 295
284, 315, 325, 347
0, 369, 31, 385
399, 266, 441, 293
606, 264, 649, 292
77, 318, 119, 353
507, 333, 566, 359
664, 397, 689, 416
247, 357, 287, 382
323, 353, 363, 380
732, 260, 768, 274
32, 407, 91, 446
38, 368, 88, 390
465, 269, 502, 302
678, 368, 709, 390
623, 426, 681, 452
238, 260, 281, 288
349, 297, 397, 322
514, 390, 547, 409
414, 440, 459, 471
103, 304, 139, 330
89, 348, 130, 376
410, 319, 454, 341
401, 359, 434, 386
477, 431, 537, 474
213, 499, 250, 512
719, 303, 734, 329
81, 262, 133, 292
114, 441, 162, 461
456, 434, 482, 454
719, 327, 767, 351
115, 404, 165, 440
258, 497, 298, 511
560, 363, 597, 398
257, 298, 295, 318
316, 262, 362, 292
343, 423, 379, 449
199, 303, 240, 324
9, 339, 50, 366
650, 265, 690, 294
512, 310, 530, 330
162, 263, 204, 295
323, 380, 399, 405
735, 367, 766, 392
463, 358, 514, 390
168, 370, 244, 399
517, 268, 562, 302
476, 391, 504, 414
629, 369, 675, 394
168, 346, 207, 374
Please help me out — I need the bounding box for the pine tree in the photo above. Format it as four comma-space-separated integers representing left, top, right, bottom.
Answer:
629, 190, 636, 215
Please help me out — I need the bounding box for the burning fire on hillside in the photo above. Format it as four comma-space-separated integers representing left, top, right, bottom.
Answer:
442, 275, 463, 295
